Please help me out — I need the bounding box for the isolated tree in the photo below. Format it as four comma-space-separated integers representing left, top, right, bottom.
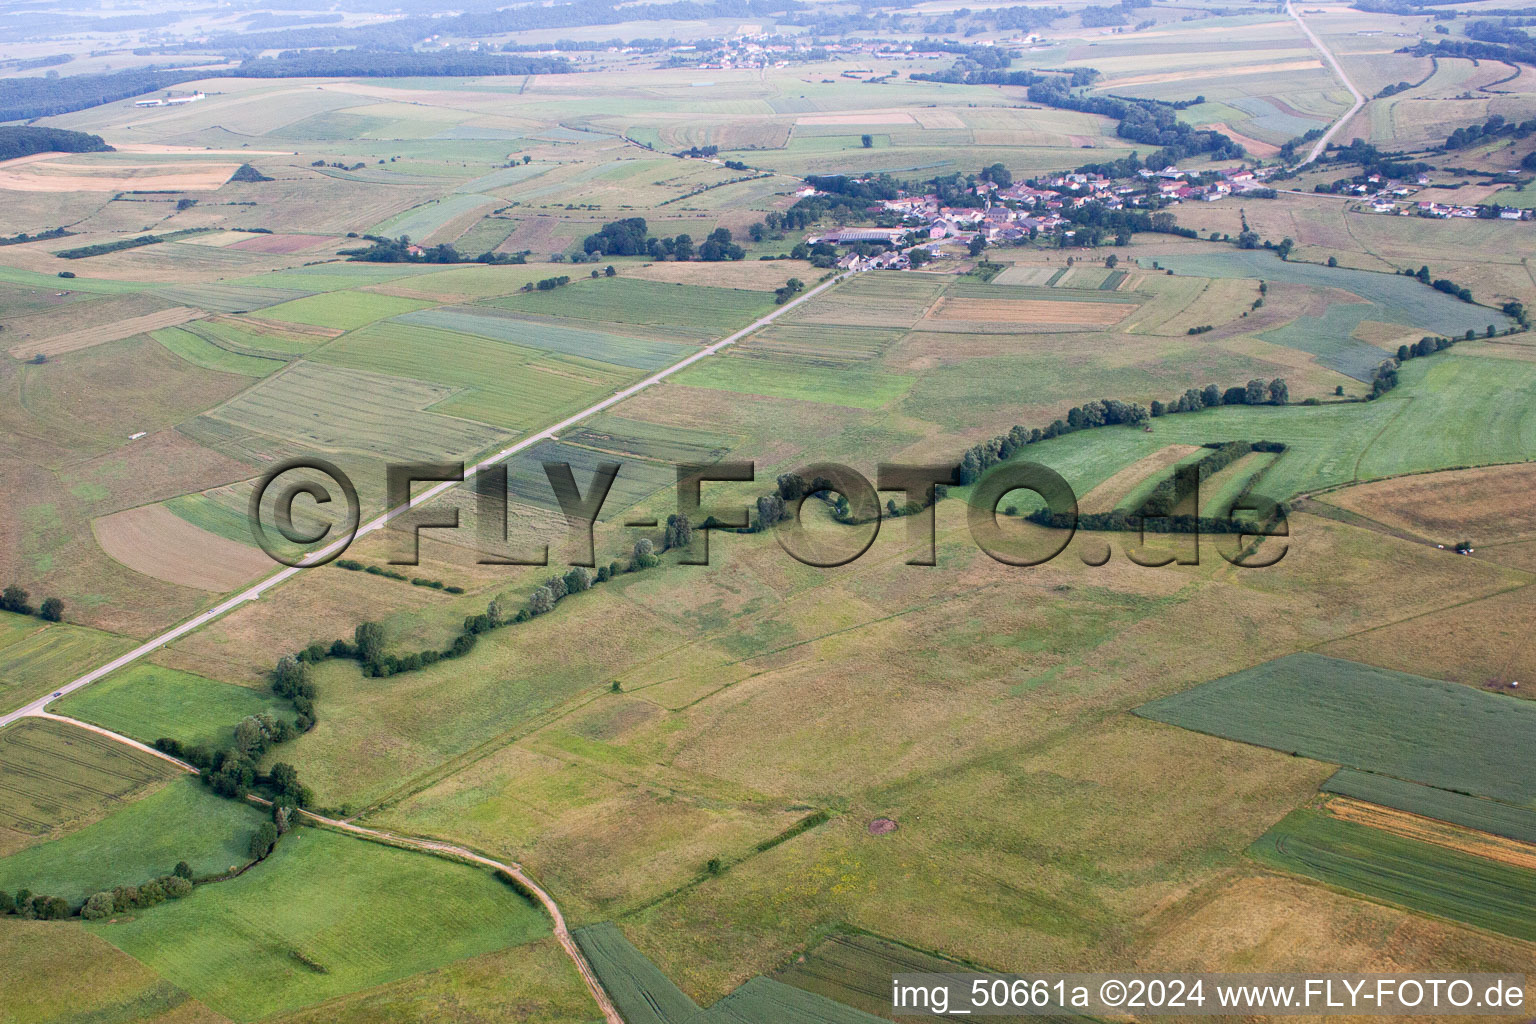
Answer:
173, 861, 193, 880
354, 621, 385, 665
604, 264, 616, 277
81, 892, 114, 920
664, 513, 693, 550
967, 234, 987, 257
268, 762, 300, 797
860, 134, 873, 148
38, 597, 62, 622
1104, 253, 1119, 269
748, 221, 766, 242
563, 566, 593, 594
0, 585, 30, 615
249, 822, 279, 860
756, 494, 787, 530
528, 586, 555, 616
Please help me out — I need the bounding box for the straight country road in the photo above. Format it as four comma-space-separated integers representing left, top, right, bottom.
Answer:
1290, 0, 1366, 164
0, 269, 854, 730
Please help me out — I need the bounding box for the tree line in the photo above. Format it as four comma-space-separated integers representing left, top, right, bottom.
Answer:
340, 235, 527, 265
270, 530, 680, 689
580, 217, 745, 261
0, 126, 110, 161
1027, 441, 1290, 535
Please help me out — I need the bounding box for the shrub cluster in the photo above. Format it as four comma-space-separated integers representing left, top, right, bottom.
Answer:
0, 585, 63, 621
334, 560, 464, 593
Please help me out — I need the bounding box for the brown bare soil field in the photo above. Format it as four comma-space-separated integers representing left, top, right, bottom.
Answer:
9, 307, 206, 359
927, 296, 1134, 326
59, 428, 251, 517
0, 160, 239, 193
1325, 797, 1536, 871
93, 504, 271, 593
227, 233, 334, 254
1321, 463, 1536, 546
1078, 444, 1201, 513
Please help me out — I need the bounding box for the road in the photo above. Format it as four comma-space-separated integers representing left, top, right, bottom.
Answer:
0, 269, 854, 730
1289, 1, 1365, 164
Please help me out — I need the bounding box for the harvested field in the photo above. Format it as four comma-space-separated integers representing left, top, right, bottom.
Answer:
927, 296, 1134, 326
0, 159, 239, 193
1078, 444, 1202, 513
7, 306, 205, 359
93, 504, 271, 592
1249, 808, 1536, 944
1321, 464, 1536, 546
1323, 769, 1536, 846
795, 112, 916, 125
0, 717, 174, 839
1324, 796, 1536, 872
226, 233, 335, 254
1101, 59, 1323, 89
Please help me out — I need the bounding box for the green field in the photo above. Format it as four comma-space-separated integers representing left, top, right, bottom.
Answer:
1146, 251, 1513, 337
311, 319, 622, 432
92, 828, 550, 1021
1250, 809, 1536, 943
1138, 652, 1536, 807
55, 663, 287, 751
151, 326, 288, 377
190, 361, 513, 464
574, 923, 883, 1024
574, 922, 701, 1024
0, 776, 265, 901
483, 276, 776, 338
257, 291, 434, 331
370, 194, 498, 240
1322, 770, 1536, 845
398, 306, 692, 370
0, 718, 176, 838
0, 623, 133, 719
775, 932, 1083, 1024
675, 353, 914, 410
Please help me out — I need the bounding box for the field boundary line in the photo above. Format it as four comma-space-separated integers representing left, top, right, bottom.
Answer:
0, 270, 857, 731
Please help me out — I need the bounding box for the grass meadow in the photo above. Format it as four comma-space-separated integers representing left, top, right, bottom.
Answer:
0, 776, 264, 901
92, 828, 551, 1021
55, 662, 287, 750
